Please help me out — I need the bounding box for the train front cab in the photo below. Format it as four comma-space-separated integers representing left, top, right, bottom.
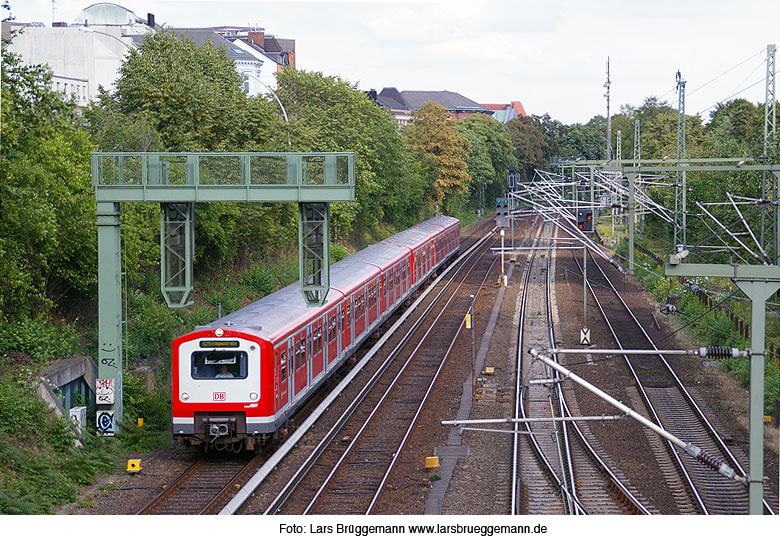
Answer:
173, 330, 274, 452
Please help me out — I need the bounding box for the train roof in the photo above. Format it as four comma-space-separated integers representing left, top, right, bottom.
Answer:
192, 216, 457, 341
382, 223, 442, 249
420, 216, 460, 229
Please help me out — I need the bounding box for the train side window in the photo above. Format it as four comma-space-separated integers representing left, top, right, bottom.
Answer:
314, 326, 322, 354
328, 316, 337, 342
191, 350, 247, 379
280, 350, 287, 382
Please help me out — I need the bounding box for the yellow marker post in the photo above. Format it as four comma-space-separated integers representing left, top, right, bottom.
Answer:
127, 459, 142, 473
425, 456, 440, 469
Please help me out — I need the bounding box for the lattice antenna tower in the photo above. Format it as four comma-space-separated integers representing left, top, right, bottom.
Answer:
633, 119, 641, 164
616, 129, 622, 161
762, 44, 777, 259
766, 44, 777, 158
604, 57, 612, 161
675, 70, 687, 247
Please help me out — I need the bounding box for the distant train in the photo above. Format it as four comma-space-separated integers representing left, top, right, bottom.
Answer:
172, 216, 461, 452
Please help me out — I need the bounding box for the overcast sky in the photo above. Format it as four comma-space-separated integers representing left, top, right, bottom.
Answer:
5, 0, 779, 125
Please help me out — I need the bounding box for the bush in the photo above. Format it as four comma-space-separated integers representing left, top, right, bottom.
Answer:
119, 372, 171, 451
330, 243, 349, 263
126, 290, 183, 361
0, 359, 116, 513
242, 263, 275, 295
0, 315, 81, 364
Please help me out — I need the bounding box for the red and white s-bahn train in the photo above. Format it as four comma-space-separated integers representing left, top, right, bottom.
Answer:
172, 216, 460, 451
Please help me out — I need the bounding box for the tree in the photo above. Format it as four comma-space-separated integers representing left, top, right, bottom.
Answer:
115, 29, 282, 152
0, 42, 96, 318
112, 30, 296, 273
459, 115, 517, 204
276, 68, 411, 237
507, 114, 562, 180
404, 101, 471, 214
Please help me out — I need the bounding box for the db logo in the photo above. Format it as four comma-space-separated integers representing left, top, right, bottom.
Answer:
213, 392, 226, 401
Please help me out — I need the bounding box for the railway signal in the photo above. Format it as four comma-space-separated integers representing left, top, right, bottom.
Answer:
496, 196, 510, 228
577, 209, 594, 232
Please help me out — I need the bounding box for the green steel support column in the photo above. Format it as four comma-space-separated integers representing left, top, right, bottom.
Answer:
733, 280, 779, 514
96, 201, 123, 434
628, 172, 636, 273
299, 202, 330, 306
160, 203, 195, 307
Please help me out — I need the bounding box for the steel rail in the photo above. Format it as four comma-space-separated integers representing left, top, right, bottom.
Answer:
364, 250, 498, 514
259, 227, 499, 515
571, 247, 708, 513
545, 247, 580, 514
582, 247, 776, 515
548, 247, 652, 515
221, 221, 496, 515
514, 222, 584, 514
302, 237, 498, 514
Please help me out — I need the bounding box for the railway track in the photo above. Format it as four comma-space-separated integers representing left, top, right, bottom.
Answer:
205, 218, 504, 514
137, 453, 259, 515
514, 223, 650, 515
571, 245, 778, 514
265, 227, 500, 514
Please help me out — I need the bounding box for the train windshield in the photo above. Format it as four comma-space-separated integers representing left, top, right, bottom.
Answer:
191, 350, 248, 380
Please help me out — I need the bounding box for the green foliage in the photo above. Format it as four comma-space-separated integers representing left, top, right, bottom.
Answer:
459, 115, 517, 204
330, 243, 349, 263
506, 113, 562, 180
243, 263, 276, 295
404, 101, 471, 214
1, 44, 96, 319
83, 87, 163, 152
0, 357, 116, 513
119, 372, 170, 451
116, 29, 276, 151
276, 69, 415, 235
126, 290, 183, 361
0, 316, 81, 365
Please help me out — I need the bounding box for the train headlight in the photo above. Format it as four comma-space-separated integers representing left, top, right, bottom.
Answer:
181, 392, 190, 401
249, 392, 258, 401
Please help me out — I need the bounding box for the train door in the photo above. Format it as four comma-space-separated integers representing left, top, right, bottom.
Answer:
368, 278, 379, 326
393, 263, 404, 301
311, 318, 324, 379
380, 272, 387, 316
292, 329, 307, 397
387, 266, 395, 309
353, 286, 366, 339
341, 298, 352, 350
275, 343, 290, 411
326, 310, 338, 369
